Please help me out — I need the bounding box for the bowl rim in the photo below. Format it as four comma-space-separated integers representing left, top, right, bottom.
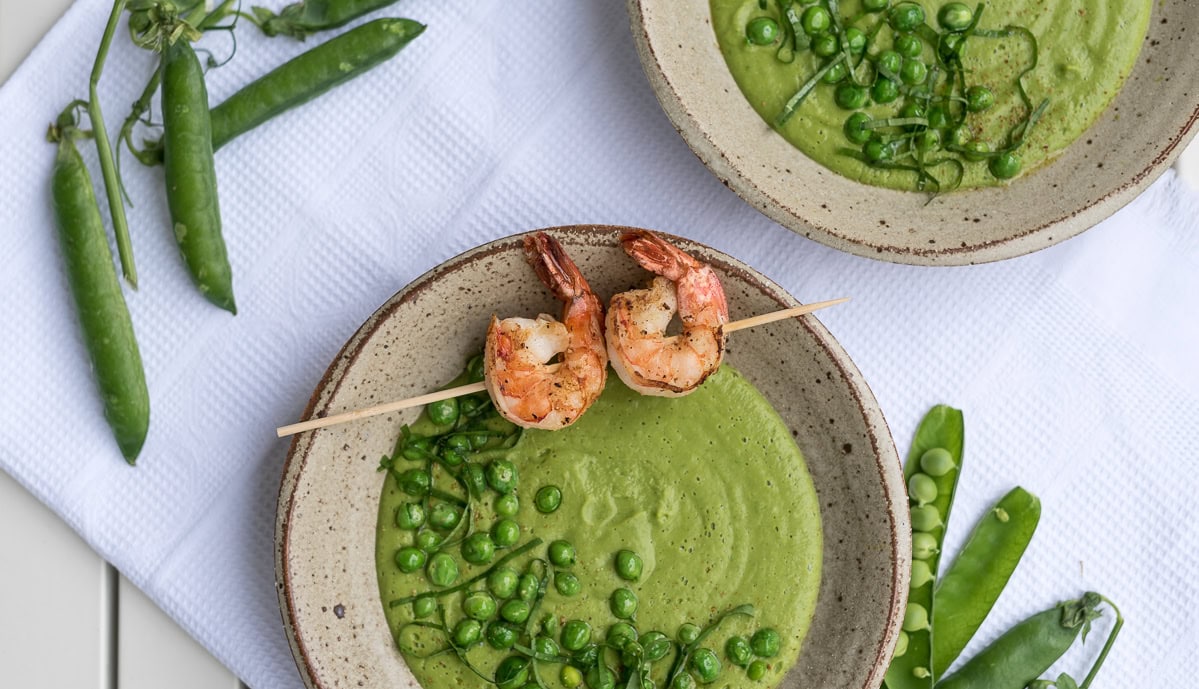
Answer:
274, 225, 909, 689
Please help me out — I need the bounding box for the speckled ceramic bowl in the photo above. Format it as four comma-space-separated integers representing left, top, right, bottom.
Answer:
276, 226, 908, 689
628, 1, 1199, 265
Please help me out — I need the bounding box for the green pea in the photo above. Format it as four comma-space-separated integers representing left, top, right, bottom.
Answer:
910, 559, 934, 588
889, 4, 925, 32
620, 641, 644, 668
412, 594, 436, 618
487, 622, 519, 649
962, 139, 992, 162
894, 33, 923, 58
429, 503, 462, 530
534, 635, 560, 657
469, 431, 492, 449
453, 618, 483, 647
516, 573, 539, 601
495, 493, 520, 517
750, 628, 781, 657
462, 533, 497, 565
745, 16, 780, 45
834, 83, 870, 110
445, 433, 472, 452
989, 151, 1021, 179
864, 137, 892, 163
844, 112, 874, 144
401, 437, 432, 461
464, 462, 487, 499
535, 485, 562, 513
911, 505, 943, 532
900, 59, 927, 85
561, 619, 592, 651
541, 613, 560, 637
899, 101, 925, 120
415, 530, 443, 553
463, 591, 498, 620
800, 5, 831, 35
811, 32, 838, 58
573, 644, 600, 668
466, 355, 486, 383
893, 630, 909, 657
919, 447, 956, 476
426, 552, 459, 586
490, 519, 520, 548
426, 398, 459, 426
561, 666, 584, 689
489, 567, 520, 598
902, 603, 930, 632
501, 598, 531, 624
610, 588, 638, 619
672, 673, 696, 689
872, 78, 900, 104
965, 85, 995, 112
841, 27, 867, 54
908, 473, 938, 505
677, 622, 701, 645
556, 571, 582, 597
747, 660, 767, 681
398, 468, 431, 496
440, 448, 465, 467
395, 502, 426, 530
925, 104, 949, 129
607, 622, 639, 650
549, 540, 577, 568
585, 664, 617, 689
947, 125, 972, 148
487, 459, 518, 494
690, 648, 721, 683
724, 635, 752, 666
821, 61, 848, 84
395, 546, 427, 573
459, 395, 483, 417
937, 2, 973, 31
912, 531, 939, 560
876, 49, 902, 76
495, 656, 530, 689
614, 550, 644, 581
640, 631, 671, 661
915, 129, 941, 153
863, 0, 889, 11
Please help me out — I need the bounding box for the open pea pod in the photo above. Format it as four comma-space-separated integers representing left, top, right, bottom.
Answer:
884, 404, 964, 689
933, 486, 1040, 676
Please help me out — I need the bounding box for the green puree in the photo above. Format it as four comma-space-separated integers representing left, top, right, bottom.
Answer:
710, 0, 1151, 190
377, 366, 822, 689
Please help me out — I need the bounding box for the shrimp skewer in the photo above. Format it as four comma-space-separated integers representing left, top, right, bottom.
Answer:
484, 233, 608, 430
606, 230, 729, 397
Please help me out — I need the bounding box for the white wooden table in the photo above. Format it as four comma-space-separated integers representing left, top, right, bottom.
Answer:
1, 2, 1195, 688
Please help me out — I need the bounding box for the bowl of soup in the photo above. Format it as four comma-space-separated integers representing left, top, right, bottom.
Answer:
628, 0, 1199, 264
275, 226, 908, 689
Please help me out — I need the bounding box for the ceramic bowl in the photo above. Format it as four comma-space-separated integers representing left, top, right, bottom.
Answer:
628, 1, 1199, 265
275, 226, 908, 689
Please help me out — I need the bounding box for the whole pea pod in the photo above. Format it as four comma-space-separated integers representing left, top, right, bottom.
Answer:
253, 0, 404, 39
935, 593, 1120, 689
161, 37, 236, 314
208, 18, 425, 152
50, 118, 150, 464
933, 486, 1041, 676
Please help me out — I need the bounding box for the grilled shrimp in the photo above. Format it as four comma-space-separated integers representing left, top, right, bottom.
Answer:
606, 230, 729, 397
484, 233, 607, 429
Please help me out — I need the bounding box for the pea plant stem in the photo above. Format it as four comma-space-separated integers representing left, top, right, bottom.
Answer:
89, 0, 136, 287
274, 297, 851, 437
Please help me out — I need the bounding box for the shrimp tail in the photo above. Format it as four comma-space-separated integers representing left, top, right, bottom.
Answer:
619, 230, 702, 281
523, 232, 592, 302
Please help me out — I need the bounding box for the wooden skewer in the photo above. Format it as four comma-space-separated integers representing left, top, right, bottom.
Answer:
276, 297, 850, 438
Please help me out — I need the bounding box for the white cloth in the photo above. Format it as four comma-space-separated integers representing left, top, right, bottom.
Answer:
1, 1, 1195, 687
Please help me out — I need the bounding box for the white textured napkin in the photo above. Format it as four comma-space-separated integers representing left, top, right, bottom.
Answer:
1, 1, 1196, 687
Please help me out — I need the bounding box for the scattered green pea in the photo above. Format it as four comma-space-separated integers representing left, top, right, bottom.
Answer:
561, 665, 584, 689
426, 398, 458, 426
415, 530, 443, 553
453, 618, 483, 647
900, 59, 928, 85
800, 5, 832, 35
690, 648, 721, 683
672, 673, 696, 689
614, 550, 644, 581
549, 540, 577, 568
750, 628, 781, 657
620, 641, 644, 667
462, 533, 497, 565
556, 571, 582, 597
427, 552, 459, 586
429, 503, 461, 530
607, 622, 639, 650
535, 485, 562, 513
989, 151, 1022, 179
912, 531, 939, 560
962, 139, 992, 162
725, 635, 752, 666
412, 595, 436, 618
516, 573, 539, 601
487, 459, 518, 494
910, 559, 934, 588
872, 78, 900, 104
747, 660, 767, 681
398, 468, 431, 496
640, 631, 671, 661
401, 437, 432, 462
834, 82, 869, 110
492, 518, 520, 547
864, 137, 892, 163
811, 32, 838, 58
395, 502, 425, 530
466, 355, 486, 383
585, 664, 617, 689
926, 104, 950, 129
844, 112, 874, 144
910, 504, 944, 532
395, 546, 427, 573
863, 0, 889, 11
440, 448, 465, 467
488, 622, 518, 649
902, 602, 930, 632
915, 129, 941, 153
841, 27, 867, 54
610, 588, 638, 619
876, 50, 902, 76
966, 85, 995, 112
678, 622, 701, 645
534, 635, 560, 657
894, 33, 923, 59
889, 4, 925, 32
495, 493, 520, 517
495, 656, 530, 689
821, 61, 848, 84
573, 644, 600, 668
937, 2, 973, 31
501, 598, 531, 624
444, 433, 471, 452
463, 591, 498, 620
561, 619, 592, 651
746, 16, 780, 46
899, 101, 925, 120
488, 567, 519, 598
908, 473, 938, 505
947, 125, 972, 148
893, 630, 909, 657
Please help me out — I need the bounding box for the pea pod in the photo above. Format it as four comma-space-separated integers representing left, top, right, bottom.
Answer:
161, 37, 236, 313
49, 116, 150, 464
252, 0, 403, 39
933, 486, 1040, 676
936, 593, 1120, 689
209, 18, 425, 152
885, 405, 964, 689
